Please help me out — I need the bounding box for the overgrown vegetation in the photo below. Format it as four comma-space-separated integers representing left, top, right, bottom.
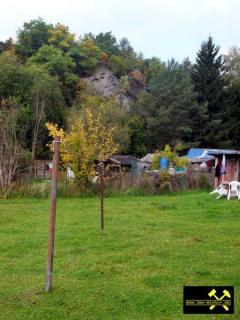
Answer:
1, 168, 212, 199
151, 145, 189, 170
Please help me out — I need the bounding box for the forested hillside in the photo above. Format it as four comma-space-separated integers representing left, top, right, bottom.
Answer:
0, 18, 240, 161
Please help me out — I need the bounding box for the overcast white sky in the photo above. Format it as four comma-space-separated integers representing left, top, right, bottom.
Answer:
1, 0, 240, 61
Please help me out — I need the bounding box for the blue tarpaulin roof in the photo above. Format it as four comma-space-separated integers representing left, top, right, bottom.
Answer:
187, 148, 206, 158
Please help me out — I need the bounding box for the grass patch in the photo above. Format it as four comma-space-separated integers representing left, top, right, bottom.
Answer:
0, 191, 239, 319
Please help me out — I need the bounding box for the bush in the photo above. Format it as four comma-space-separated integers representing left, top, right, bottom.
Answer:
186, 169, 213, 190
104, 172, 171, 196
170, 173, 189, 191
0, 179, 100, 199
1, 181, 51, 198
108, 55, 130, 77
0, 168, 213, 199
198, 174, 213, 190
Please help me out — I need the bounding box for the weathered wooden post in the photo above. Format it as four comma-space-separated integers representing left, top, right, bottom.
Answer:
100, 162, 104, 230
45, 136, 60, 292
43, 159, 46, 180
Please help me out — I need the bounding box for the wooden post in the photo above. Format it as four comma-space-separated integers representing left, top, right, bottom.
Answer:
65, 167, 68, 190
43, 160, 46, 180
100, 162, 104, 230
34, 160, 37, 179
45, 136, 60, 292
236, 159, 239, 180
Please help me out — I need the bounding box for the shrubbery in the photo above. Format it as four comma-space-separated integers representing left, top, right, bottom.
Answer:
0, 168, 213, 199
151, 145, 189, 170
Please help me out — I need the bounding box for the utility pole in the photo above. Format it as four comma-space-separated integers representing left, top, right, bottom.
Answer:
45, 136, 60, 292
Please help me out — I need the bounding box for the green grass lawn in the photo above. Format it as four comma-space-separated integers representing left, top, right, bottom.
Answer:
0, 191, 239, 320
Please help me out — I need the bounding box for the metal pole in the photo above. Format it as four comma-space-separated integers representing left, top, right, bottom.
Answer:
45, 136, 60, 292
100, 162, 104, 230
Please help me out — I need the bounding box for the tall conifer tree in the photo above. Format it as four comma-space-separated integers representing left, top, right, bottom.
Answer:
191, 36, 225, 146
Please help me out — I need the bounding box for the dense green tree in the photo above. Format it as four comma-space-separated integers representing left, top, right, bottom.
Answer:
27, 45, 78, 104
0, 51, 64, 158
0, 52, 33, 102
149, 59, 198, 148
24, 65, 64, 158
93, 32, 120, 56
145, 57, 165, 83
221, 84, 240, 148
16, 18, 53, 57
127, 116, 147, 156
100, 99, 130, 153
72, 94, 130, 153
133, 60, 204, 150
0, 52, 20, 97
68, 38, 101, 75
27, 45, 75, 78
108, 55, 130, 77
220, 47, 240, 148
191, 36, 225, 146
108, 54, 144, 78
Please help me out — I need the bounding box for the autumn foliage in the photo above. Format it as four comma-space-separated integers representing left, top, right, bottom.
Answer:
46, 105, 118, 186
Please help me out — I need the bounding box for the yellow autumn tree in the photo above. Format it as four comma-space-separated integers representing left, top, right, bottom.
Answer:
46, 105, 118, 186
48, 23, 75, 51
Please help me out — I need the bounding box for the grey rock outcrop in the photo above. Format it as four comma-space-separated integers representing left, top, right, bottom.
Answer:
84, 67, 120, 98
82, 66, 144, 110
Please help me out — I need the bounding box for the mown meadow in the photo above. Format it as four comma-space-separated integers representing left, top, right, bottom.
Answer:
0, 191, 239, 319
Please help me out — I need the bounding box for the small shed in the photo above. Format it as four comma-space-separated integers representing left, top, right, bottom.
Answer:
95, 155, 140, 177
105, 155, 140, 174
34, 159, 66, 180
34, 159, 53, 179
207, 149, 240, 187
187, 148, 240, 187
109, 155, 139, 167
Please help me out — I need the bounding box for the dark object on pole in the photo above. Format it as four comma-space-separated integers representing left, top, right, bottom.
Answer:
45, 136, 60, 292
100, 162, 104, 230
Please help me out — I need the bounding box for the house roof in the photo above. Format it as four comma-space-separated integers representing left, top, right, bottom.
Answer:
187, 148, 240, 159
109, 155, 140, 166
207, 149, 240, 156
190, 157, 214, 163
140, 153, 154, 164
187, 148, 207, 158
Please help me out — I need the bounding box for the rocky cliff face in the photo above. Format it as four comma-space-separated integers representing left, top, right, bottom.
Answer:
83, 66, 145, 110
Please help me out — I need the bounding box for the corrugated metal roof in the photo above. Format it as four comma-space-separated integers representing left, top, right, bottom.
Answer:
187, 148, 240, 158
109, 155, 140, 166
190, 156, 214, 163
207, 149, 240, 155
